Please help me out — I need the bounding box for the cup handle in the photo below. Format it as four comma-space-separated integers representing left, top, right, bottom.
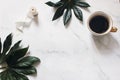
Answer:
110, 27, 118, 32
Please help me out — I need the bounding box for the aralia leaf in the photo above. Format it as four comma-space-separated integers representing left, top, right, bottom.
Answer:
0, 69, 14, 80
6, 47, 29, 66
10, 69, 29, 80
1, 69, 29, 80
9, 40, 22, 53
73, 6, 83, 21
12, 70, 29, 80
4, 40, 22, 64
55, 1, 63, 7
54, 1, 63, 7
0, 34, 40, 80
46, 1, 63, 7
2, 33, 12, 55
13, 56, 40, 67
46, 1, 56, 7
0, 71, 1, 76
52, 5, 65, 21
46, 0, 90, 25
13, 66, 37, 75
6, 70, 13, 80
63, 8, 72, 25
0, 70, 7, 80
76, 2, 90, 8
0, 56, 6, 64
0, 69, 16, 80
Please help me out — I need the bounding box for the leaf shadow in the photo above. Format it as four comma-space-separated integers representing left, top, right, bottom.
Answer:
53, 7, 57, 12
80, 20, 83, 24
82, 8, 91, 12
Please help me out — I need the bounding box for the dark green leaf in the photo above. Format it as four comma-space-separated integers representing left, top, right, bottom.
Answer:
13, 66, 37, 75
63, 8, 72, 25
54, 1, 63, 7
46, 0, 90, 25
0, 56, 6, 64
0, 69, 29, 80
73, 7, 83, 21
0, 73, 1, 80
6, 47, 29, 66
6, 70, 13, 80
0, 34, 13, 64
3, 40, 22, 64
2, 33, 12, 55
76, 2, 90, 8
46, 1, 63, 7
9, 40, 22, 53
11, 69, 29, 80
5, 40, 22, 63
0, 34, 40, 80
0, 38, 2, 53
6, 72, 13, 80
52, 5, 65, 21
46, 1, 56, 7
0, 69, 14, 80
0, 70, 7, 80
14, 56, 40, 67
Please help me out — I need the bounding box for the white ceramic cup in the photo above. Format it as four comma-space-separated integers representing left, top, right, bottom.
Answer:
87, 11, 117, 36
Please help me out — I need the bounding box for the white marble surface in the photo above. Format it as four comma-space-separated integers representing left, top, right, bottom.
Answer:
0, 0, 120, 80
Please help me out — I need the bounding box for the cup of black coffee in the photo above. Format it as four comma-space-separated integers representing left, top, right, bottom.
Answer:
87, 11, 117, 36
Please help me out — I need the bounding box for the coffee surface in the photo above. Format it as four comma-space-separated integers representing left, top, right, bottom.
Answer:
89, 15, 109, 33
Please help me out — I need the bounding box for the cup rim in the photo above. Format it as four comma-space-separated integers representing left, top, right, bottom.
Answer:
87, 11, 113, 36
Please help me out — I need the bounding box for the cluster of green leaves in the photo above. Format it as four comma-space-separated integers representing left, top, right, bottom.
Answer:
46, 0, 90, 25
0, 33, 40, 80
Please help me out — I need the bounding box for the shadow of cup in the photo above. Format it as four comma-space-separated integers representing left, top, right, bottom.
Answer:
92, 34, 119, 54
